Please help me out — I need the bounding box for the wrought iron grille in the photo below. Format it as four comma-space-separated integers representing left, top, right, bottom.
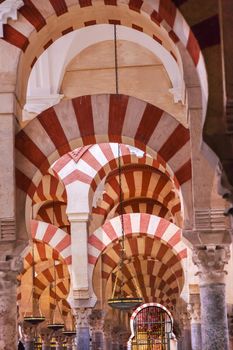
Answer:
131, 306, 172, 350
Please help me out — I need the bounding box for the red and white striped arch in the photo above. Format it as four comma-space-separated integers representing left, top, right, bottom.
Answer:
22, 241, 63, 272
36, 201, 70, 232
3, 0, 207, 117
33, 263, 69, 299
31, 220, 71, 265
131, 302, 173, 321
52, 143, 182, 194
129, 302, 173, 344
107, 258, 182, 306
93, 166, 181, 226
113, 198, 171, 220
101, 249, 184, 290
16, 95, 191, 220
88, 213, 187, 283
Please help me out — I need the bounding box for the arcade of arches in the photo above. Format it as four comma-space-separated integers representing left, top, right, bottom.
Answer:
0, 1, 233, 350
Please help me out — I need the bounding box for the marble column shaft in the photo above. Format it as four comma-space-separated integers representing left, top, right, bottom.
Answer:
193, 245, 230, 350
0, 257, 23, 350
74, 308, 91, 350
90, 309, 105, 350
187, 299, 202, 350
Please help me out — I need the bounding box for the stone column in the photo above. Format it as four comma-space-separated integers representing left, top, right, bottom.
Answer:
187, 296, 202, 350
180, 312, 192, 350
54, 332, 65, 350
74, 307, 91, 350
90, 309, 105, 350
40, 328, 52, 350
21, 323, 35, 350
112, 328, 120, 350
104, 319, 113, 350
193, 245, 230, 350
68, 213, 89, 300
66, 336, 75, 350
0, 256, 23, 350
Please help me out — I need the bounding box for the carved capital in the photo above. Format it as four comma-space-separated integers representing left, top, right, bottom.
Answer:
74, 307, 92, 327
180, 312, 191, 330
40, 328, 53, 346
192, 245, 230, 285
104, 319, 113, 338
187, 302, 201, 324
89, 309, 105, 332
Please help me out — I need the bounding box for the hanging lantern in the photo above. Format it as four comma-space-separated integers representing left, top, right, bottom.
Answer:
47, 202, 64, 331
47, 262, 65, 331
23, 240, 45, 326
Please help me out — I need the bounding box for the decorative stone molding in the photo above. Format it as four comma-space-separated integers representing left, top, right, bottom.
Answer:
0, 256, 23, 291
24, 94, 63, 115
192, 245, 230, 285
74, 307, 92, 328
0, 0, 23, 37
0, 217, 15, 241
194, 209, 229, 231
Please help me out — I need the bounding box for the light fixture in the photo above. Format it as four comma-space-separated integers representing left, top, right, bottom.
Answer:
108, 26, 143, 310
47, 201, 64, 331
23, 239, 45, 326
47, 261, 65, 331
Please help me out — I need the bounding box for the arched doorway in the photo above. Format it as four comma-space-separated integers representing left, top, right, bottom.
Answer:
129, 303, 173, 349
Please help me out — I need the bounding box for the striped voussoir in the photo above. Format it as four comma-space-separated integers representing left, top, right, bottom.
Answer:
31, 220, 72, 265
36, 201, 70, 232
16, 94, 191, 200
22, 240, 62, 273
108, 257, 182, 305
102, 249, 183, 287
114, 198, 172, 220
93, 167, 181, 222
33, 174, 67, 204
3, 0, 207, 108
33, 264, 70, 299
88, 213, 187, 291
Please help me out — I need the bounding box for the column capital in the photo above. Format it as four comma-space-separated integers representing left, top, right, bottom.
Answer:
192, 245, 230, 285
187, 302, 201, 324
180, 312, 191, 330
40, 328, 53, 346
89, 309, 105, 332
74, 307, 92, 327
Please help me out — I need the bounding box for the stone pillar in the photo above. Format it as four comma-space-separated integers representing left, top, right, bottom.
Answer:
21, 323, 35, 350
180, 312, 192, 350
0, 256, 23, 350
40, 328, 52, 350
74, 307, 91, 350
193, 245, 230, 350
112, 328, 120, 350
68, 213, 89, 299
104, 319, 113, 350
54, 332, 65, 350
90, 309, 105, 350
187, 296, 202, 350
